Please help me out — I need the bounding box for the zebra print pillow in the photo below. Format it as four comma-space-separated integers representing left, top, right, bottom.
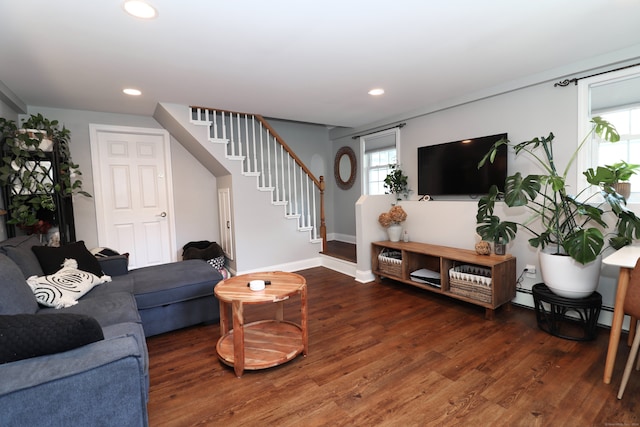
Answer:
26, 259, 112, 309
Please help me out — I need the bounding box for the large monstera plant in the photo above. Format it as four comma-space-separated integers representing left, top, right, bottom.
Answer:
475, 116, 640, 265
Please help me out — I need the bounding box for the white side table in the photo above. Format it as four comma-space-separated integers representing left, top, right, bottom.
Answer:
602, 245, 640, 384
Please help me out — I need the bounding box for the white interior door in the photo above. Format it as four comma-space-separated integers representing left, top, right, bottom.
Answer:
90, 125, 176, 268
218, 187, 234, 260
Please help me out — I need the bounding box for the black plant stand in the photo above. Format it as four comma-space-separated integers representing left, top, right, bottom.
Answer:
1, 138, 76, 245
532, 283, 602, 341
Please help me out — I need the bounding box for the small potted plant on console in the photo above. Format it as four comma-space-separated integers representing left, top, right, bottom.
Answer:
383, 164, 410, 201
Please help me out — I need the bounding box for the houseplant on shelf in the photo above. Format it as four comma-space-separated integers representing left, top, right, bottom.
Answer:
378, 205, 407, 242
584, 160, 639, 200
383, 164, 410, 201
475, 117, 640, 298
0, 114, 90, 239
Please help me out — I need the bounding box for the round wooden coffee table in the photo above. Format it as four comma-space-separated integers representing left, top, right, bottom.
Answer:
214, 271, 308, 377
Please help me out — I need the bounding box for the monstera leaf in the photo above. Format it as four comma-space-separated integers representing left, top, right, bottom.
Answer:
562, 228, 604, 265
503, 173, 541, 207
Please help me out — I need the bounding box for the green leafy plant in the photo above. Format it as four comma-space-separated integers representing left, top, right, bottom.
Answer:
475, 117, 640, 265
383, 164, 410, 200
0, 114, 91, 228
584, 160, 639, 186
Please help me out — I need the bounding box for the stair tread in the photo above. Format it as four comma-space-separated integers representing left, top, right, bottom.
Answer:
188, 106, 323, 246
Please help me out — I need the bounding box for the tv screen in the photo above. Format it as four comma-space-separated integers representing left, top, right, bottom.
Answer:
417, 133, 507, 197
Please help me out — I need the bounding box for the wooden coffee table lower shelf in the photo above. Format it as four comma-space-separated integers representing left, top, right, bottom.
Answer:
214, 271, 308, 377
216, 320, 303, 370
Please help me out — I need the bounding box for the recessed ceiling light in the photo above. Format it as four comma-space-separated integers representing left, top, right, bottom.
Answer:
123, 1, 157, 19
368, 88, 385, 96
123, 88, 142, 96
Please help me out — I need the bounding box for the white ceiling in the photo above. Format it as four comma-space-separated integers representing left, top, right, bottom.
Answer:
1, 0, 640, 129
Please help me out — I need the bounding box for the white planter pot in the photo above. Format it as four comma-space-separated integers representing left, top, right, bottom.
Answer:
387, 224, 402, 242
539, 250, 602, 299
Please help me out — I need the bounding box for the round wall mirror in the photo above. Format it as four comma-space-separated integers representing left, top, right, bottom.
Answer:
334, 146, 357, 190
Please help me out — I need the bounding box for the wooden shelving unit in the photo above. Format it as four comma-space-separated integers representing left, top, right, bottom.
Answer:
371, 240, 516, 319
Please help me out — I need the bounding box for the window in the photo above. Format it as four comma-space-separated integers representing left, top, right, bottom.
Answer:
597, 107, 640, 197
365, 147, 397, 195
578, 68, 640, 202
361, 128, 400, 195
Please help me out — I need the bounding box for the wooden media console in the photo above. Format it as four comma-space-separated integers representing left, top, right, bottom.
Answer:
372, 241, 516, 319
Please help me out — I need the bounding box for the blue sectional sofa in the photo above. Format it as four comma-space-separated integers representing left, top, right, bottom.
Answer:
0, 235, 223, 426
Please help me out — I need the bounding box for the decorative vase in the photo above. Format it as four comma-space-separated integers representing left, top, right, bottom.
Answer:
539, 249, 602, 299
494, 238, 506, 255
387, 224, 402, 242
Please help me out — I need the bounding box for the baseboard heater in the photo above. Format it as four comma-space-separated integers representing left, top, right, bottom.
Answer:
514, 287, 614, 313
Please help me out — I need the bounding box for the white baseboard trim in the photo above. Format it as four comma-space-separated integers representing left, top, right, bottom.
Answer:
355, 269, 375, 283
319, 254, 357, 277
236, 255, 362, 280
236, 257, 322, 275
327, 233, 356, 244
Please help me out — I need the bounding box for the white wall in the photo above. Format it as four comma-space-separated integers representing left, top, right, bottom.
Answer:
350, 81, 578, 274
348, 80, 639, 326
169, 135, 219, 257
153, 104, 329, 273
223, 118, 330, 273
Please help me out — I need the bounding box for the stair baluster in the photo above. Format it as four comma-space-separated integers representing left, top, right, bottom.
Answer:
189, 106, 326, 249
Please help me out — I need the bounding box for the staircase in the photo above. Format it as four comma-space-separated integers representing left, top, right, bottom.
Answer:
188, 106, 326, 245
153, 103, 327, 273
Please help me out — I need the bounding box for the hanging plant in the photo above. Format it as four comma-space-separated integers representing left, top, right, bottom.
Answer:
0, 114, 91, 229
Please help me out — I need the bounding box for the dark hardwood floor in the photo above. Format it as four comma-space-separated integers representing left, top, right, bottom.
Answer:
147, 267, 639, 426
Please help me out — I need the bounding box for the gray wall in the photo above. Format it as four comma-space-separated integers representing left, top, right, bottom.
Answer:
265, 118, 335, 234
1, 99, 336, 269
24, 106, 219, 256
0, 98, 18, 122
346, 75, 640, 327
330, 136, 360, 240
0, 98, 19, 241
332, 73, 640, 239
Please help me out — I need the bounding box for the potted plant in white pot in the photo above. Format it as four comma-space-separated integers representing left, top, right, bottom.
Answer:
378, 205, 407, 242
475, 117, 640, 298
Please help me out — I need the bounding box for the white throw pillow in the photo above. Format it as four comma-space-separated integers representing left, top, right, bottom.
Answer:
26, 258, 112, 309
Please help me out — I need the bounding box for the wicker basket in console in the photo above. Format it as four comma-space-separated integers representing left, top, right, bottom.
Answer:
378, 249, 402, 277
449, 265, 492, 303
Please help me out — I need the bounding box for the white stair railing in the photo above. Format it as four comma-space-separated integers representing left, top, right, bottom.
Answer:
190, 106, 326, 245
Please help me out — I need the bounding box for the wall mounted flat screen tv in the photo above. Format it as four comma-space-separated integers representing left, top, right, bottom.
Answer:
417, 133, 507, 197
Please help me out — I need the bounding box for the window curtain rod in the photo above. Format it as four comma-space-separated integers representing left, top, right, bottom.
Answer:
554, 62, 640, 87
351, 123, 406, 139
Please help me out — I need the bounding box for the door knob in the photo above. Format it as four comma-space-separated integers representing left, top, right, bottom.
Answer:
158, 212, 167, 217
